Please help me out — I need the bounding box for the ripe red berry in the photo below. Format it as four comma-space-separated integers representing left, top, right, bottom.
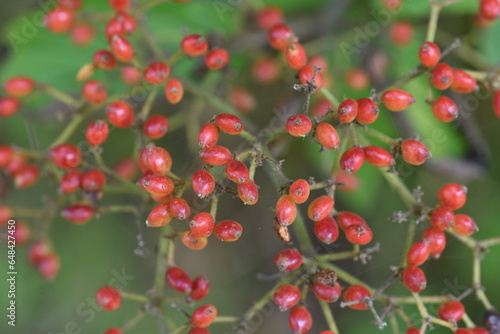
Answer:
493, 90, 500, 119
106, 100, 135, 128
363, 146, 394, 167
113, 157, 137, 180
59, 170, 83, 193
0, 146, 13, 167
71, 23, 94, 46
140, 175, 175, 196
432, 96, 458, 122
308, 196, 334, 221
214, 220, 243, 242
45, 7, 75, 33
286, 114, 312, 137
285, 42, 307, 70
0, 97, 20, 117
274, 284, 301, 311
401, 139, 431, 165
338, 99, 358, 123
14, 164, 40, 188
143, 115, 168, 139
109, 0, 130, 11
480, 0, 500, 20
453, 214, 478, 236
225, 159, 249, 183
315, 122, 340, 150
187, 328, 210, 334
422, 227, 447, 258
121, 66, 141, 85
237, 180, 259, 205
256, 6, 283, 30
191, 304, 217, 328
471, 327, 491, 334
139, 144, 172, 175
198, 123, 219, 148
96, 286, 121, 311
274, 249, 303, 271
268, 23, 294, 50
299, 65, 324, 90
190, 275, 210, 301
81, 169, 107, 191
191, 170, 215, 198
50, 143, 82, 169
86, 120, 109, 146
451, 69, 478, 93
314, 216, 339, 244
200, 145, 232, 165
438, 300, 465, 323
455, 329, 473, 334
356, 98, 380, 124
406, 240, 431, 266
288, 306, 313, 334
166, 267, 192, 294
229, 87, 256, 113
28, 241, 52, 265
345, 68, 370, 91
252, 57, 281, 84
181, 34, 208, 57
419, 41, 441, 68
104, 328, 122, 334
340, 147, 365, 174
4, 76, 36, 97
406, 328, 420, 334
110, 35, 134, 62
430, 206, 454, 231
61, 204, 95, 224
205, 48, 230, 70
401, 266, 427, 293
289, 179, 310, 204
437, 183, 467, 210
144, 62, 170, 84
190, 212, 215, 238
389, 20, 414, 47
214, 113, 244, 135
6, 220, 30, 245
169, 198, 190, 220
83, 80, 107, 104
276, 195, 297, 226
343, 284, 371, 310
381, 89, 415, 112
5, 152, 27, 175
165, 78, 184, 104
146, 202, 173, 227
312, 271, 341, 303
432, 63, 454, 90
181, 230, 208, 250
345, 223, 373, 245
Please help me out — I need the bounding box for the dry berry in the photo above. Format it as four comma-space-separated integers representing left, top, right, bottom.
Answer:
314, 216, 340, 244
275, 195, 297, 226
315, 122, 340, 150
286, 114, 312, 137
256, 6, 283, 30
340, 147, 365, 174
437, 183, 467, 210
273, 284, 301, 311
268, 23, 294, 50
401, 266, 427, 293
381, 89, 416, 111
214, 113, 243, 135
337, 99, 358, 123
165, 78, 184, 104
453, 214, 478, 236
237, 180, 259, 205
432, 96, 458, 122
50, 144, 82, 169
401, 139, 431, 165
191, 170, 215, 198
422, 227, 447, 258
191, 304, 217, 328
419, 41, 441, 68
288, 306, 313, 334
214, 220, 243, 242
451, 69, 478, 93
407, 240, 431, 266
146, 203, 173, 227
144, 62, 170, 84
96, 286, 121, 311
83, 80, 107, 104
169, 198, 190, 220
438, 300, 465, 323
198, 123, 219, 148
432, 63, 454, 90
363, 146, 394, 167
205, 48, 230, 70
166, 267, 192, 294
143, 115, 169, 139
285, 42, 307, 70
289, 179, 310, 204
190, 275, 210, 301
200, 145, 232, 165
181, 34, 208, 56
225, 159, 249, 183
274, 249, 303, 271
356, 98, 379, 124
190, 212, 215, 237
308, 196, 334, 221
343, 284, 371, 310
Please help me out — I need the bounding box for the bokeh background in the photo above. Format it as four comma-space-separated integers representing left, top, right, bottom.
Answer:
1, 0, 500, 333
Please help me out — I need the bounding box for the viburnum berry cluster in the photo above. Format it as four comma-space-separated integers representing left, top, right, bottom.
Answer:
2, 0, 500, 333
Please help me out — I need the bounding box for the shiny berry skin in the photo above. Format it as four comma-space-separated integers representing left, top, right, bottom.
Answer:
289, 179, 310, 204
109, 0, 130, 11
432, 63, 454, 90
96, 286, 121, 311
422, 227, 447, 258
401, 139, 431, 165
165, 78, 184, 104
274, 249, 302, 271
455, 330, 473, 334
168, 198, 190, 220
144, 62, 170, 84
471, 327, 490, 334
214, 220, 243, 242
86, 120, 109, 146
205, 48, 230, 70
407, 240, 430, 266
438, 300, 465, 323
308, 196, 334, 221
104, 328, 122, 334
438, 183, 467, 210
419, 42, 441, 68
363, 146, 394, 167
59, 170, 83, 193
225, 159, 249, 183
276, 195, 297, 226
286, 114, 312, 137
343, 285, 371, 310
81, 169, 107, 191
121, 66, 141, 85
453, 214, 478, 236
432, 96, 458, 122
312, 281, 342, 303
190, 275, 210, 301
190, 212, 215, 238
166, 267, 192, 294
4, 76, 36, 97
340, 147, 365, 174
191, 170, 215, 198
71, 23, 94, 46
252, 57, 281, 84
200, 145, 232, 166
299, 65, 324, 90
493, 90, 500, 119
61, 204, 95, 224
83, 80, 107, 104
198, 123, 220, 148
0, 146, 13, 167
256, 6, 283, 30
143, 115, 168, 139
389, 21, 414, 47
338, 99, 358, 123
288, 306, 313, 334
50, 143, 82, 169
229, 87, 256, 113
182, 230, 208, 250
480, 0, 500, 20
314, 216, 339, 244
141, 175, 175, 196
381, 89, 415, 112
14, 164, 40, 188
191, 304, 217, 328
274, 284, 301, 311
268, 23, 294, 50
110, 35, 134, 62
345, 68, 370, 91
215, 113, 243, 135
315, 122, 340, 150
237, 180, 259, 205
356, 98, 379, 124
146, 203, 173, 227
0, 97, 20, 117
139, 145, 172, 175
106, 100, 135, 128
181, 34, 208, 57
451, 69, 478, 93
45, 7, 75, 33
285, 42, 307, 70
430, 206, 454, 231
345, 223, 373, 245
401, 266, 427, 293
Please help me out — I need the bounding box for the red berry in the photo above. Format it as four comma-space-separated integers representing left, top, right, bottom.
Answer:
345, 223, 373, 245
356, 98, 380, 124
61, 204, 95, 224
314, 216, 339, 244
181, 34, 208, 57
406, 328, 420, 334
214, 113, 244, 135
0, 97, 20, 117
252, 57, 281, 84
113, 157, 138, 180
139, 144, 172, 175
337, 211, 367, 231
96, 286, 121, 311
181, 232, 206, 250
285, 42, 307, 70
188, 328, 210, 334
401, 266, 427, 293
198, 123, 219, 148
229, 87, 256, 113
268, 23, 294, 50
191, 170, 215, 198
166, 267, 192, 294
389, 21, 414, 47
451, 69, 478, 93
141, 175, 175, 196
214, 220, 243, 242
143, 115, 168, 139
345, 68, 370, 91
456, 329, 473, 334
471, 327, 491, 334
109, 0, 130, 11
338, 99, 358, 123
288, 306, 313, 334
205, 48, 230, 70
438, 300, 465, 323
94, 50, 117, 70
28, 241, 52, 265
191, 304, 217, 328
286, 114, 312, 137
237, 180, 259, 205
169, 198, 190, 220
106, 100, 135, 128
81, 169, 107, 191
299, 65, 324, 90
147, 203, 173, 227
480, 0, 500, 20
315, 122, 340, 150
430, 206, 454, 231
432, 96, 458, 122
225, 159, 249, 183
50, 143, 82, 169
4, 76, 36, 97
406, 240, 431, 266
422, 227, 447, 258
340, 147, 365, 174
45, 7, 75, 33
432, 63, 454, 90
276, 195, 297, 226
104, 328, 122, 334
121, 66, 141, 85
59, 170, 83, 193
274, 284, 301, 311
200, 145, 232, 166
289, 179, 310, 204
256, 6, 283, 30
190, 275, 210, 301
71, 23, 94, 46
13, 164, 39, 188
312, 273, 342, 303
274, 249, 302, 271
401, 139, 431, 165
165, 78, 184, 104
35, 252, 60, 280
144, 62, 170, 84
363, 146, 394, 167
419, 42, 441, 68
190, 212, 215, 238
5, 220, 30, 246
308, 196, 334, 221
0, 146, 14, 167
343, 285, 371, 310
493, 90, 500, 119
5, 152, 27, 175
381, 89, 415, 112
86, 120, 109, 146
0, 206, 13, 225
110, 35, 134, 62
307, 55, 328, 72
453, 214, 478, 236
437, 183, 467, 210
83, 80, 107, 104
383, 0, 402, 10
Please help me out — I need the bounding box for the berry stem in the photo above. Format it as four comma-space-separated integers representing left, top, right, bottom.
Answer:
139, 86, 160, 120
121, 309, 147, 331
38, 83, 82, 108
213, 316, 239, 323
358, 124, 400, 146
426, 3, 441, 42
210, 196, 219, 220
151, 226, 172, 299
119, 290, 150, 303
461, 312, 475, 328
320, 87, 340, 107
318, 299, 340, 334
